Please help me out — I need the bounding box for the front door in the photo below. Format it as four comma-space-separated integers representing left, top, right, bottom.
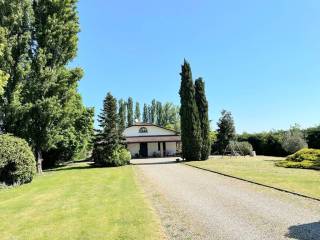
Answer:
139, 143, 148, 157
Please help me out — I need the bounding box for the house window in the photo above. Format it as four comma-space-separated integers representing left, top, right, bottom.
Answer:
139, 127, 148, 133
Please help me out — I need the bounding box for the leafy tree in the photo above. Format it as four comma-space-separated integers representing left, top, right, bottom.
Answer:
0, 0, 33, 132
93, 92, 120, 166
179, 60, 202, 161
0, 27, 8, 97
216, 110, 236, 154
127, 97, 133, 126
118, 99, 126, 135
306, 126, 320, 149
134, 101, 141, 122
143, 103, 148, 123
281, 125, 308, 154
195, 78, 210, 160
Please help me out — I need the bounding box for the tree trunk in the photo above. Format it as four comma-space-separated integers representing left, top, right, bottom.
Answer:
36, 149, 43, 174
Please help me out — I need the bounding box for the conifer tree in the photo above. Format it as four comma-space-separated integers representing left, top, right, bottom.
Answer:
118, 99, 126, 135
135, 102, 141, 122
127, 97, 133, 126
156, 101, 163, 126
93, 92, 119, 166
216, 110, 236, 154
0, 27, 8, 97
151, 99, 156, 124
195, 78, 211, 160
179, 60, 202, 160
143, 103, 148, 123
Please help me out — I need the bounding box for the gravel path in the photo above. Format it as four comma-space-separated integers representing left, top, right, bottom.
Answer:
132, 157, 320, 240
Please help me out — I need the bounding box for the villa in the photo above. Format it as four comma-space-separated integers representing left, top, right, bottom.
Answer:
123, 123, 181, 158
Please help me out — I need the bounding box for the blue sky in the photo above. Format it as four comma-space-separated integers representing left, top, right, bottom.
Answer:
71, 0, 320, 133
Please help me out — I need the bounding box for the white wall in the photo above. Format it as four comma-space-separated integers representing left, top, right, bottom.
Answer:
123, 125, 176, 137
165, 142, 177, 156
148, 142, 160, 157
127, 143, 140, 157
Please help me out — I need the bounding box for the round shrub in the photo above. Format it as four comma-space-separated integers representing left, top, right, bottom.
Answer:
0, 134, 36, 185
118, 148, 131, 164
93, 145, 131, 167
228, 141, 253, 156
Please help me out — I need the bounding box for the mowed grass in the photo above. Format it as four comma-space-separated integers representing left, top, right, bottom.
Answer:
187, 156, 320, 199
0, 163, 163, 240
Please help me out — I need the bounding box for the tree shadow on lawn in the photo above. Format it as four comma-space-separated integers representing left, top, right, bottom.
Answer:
130, 160, 179, 166
44, 162, 97, 172
286, 221, 320, 240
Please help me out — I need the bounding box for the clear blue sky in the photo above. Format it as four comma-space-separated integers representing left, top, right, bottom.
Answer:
71, 0, 320, 133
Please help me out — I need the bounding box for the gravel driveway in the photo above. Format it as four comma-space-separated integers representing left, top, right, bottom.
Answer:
132, 157, 320, 240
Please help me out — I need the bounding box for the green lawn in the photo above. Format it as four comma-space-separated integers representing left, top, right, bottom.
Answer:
187, 156, 320, 199
0, 163, 163, 240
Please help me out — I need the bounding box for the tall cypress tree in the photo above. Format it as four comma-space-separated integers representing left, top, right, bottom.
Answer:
118, 99, 126, 135
93, 92, 119, 166
179, 60, 202, 161
150, 99, 156, 124
156, 101, 163, 126
134, 101, 141, 122
216, 110, 236, 154
0, 27, 8, 97
127, 97, 133, 126
143, 103, 148, 123
195, 78, 210, 160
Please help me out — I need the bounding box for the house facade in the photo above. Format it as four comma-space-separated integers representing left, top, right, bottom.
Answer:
123, 123, 181, 158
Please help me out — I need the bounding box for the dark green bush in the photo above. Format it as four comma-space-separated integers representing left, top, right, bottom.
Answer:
0, 134, 36, 185
93, 146, 131, 167
275, 148, 320, 170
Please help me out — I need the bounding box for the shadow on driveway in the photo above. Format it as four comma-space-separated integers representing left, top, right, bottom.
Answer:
286, 221, 320, 240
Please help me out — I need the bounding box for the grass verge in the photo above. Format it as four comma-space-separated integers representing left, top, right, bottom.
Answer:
0, 162, 163, 240
186, 156, 320, 199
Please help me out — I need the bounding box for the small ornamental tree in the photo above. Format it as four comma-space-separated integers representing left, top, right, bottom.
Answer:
179, 59, 202, 161
127, 97, 133, 127
195, 78, 211, 160
281, 125, 308, 154
216, 110, 236, 154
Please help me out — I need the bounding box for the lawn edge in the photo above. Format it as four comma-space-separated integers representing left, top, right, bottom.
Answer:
132, 166, 168, 240
184, 162, 320, 202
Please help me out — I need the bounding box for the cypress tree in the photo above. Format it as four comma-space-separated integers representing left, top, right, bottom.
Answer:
156, 101, 163, 126
127, 97, 133, 126
179, 60, 202, 161
150, 99, 156, 124
195, 78, 210, 160
118, 99, 126, 135
93, 92, 119, 166
134, 101, 141, 122
216, 110, 236, 154
143, 103, 148, 123
0, 27, 8, 97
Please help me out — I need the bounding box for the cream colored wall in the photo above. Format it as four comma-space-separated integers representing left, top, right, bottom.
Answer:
123, 125, 176, 137
165, 142, 177, 156
127, 143, 140, 157
148, 142, 160, 157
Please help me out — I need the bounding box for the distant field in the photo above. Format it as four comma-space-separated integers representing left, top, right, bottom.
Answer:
0, 163, 163, 240
187, 156, 320, 199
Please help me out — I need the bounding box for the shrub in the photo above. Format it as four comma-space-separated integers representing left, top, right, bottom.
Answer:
281, 126, 308, 154
275, 148, 320, 170
93, 146, 131, 167
0, 134, 36, 185
227, 141, 253, 156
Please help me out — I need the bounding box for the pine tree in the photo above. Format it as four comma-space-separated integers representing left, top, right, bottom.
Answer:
195, 78, 210, 160
134, 101, 141, 122
93, 92, 119, 166
127, 97, 133, 126
179, 60, 202, 161
216, 110, 236, 154
143, 103, 148, 123
118, 99, 126, 135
